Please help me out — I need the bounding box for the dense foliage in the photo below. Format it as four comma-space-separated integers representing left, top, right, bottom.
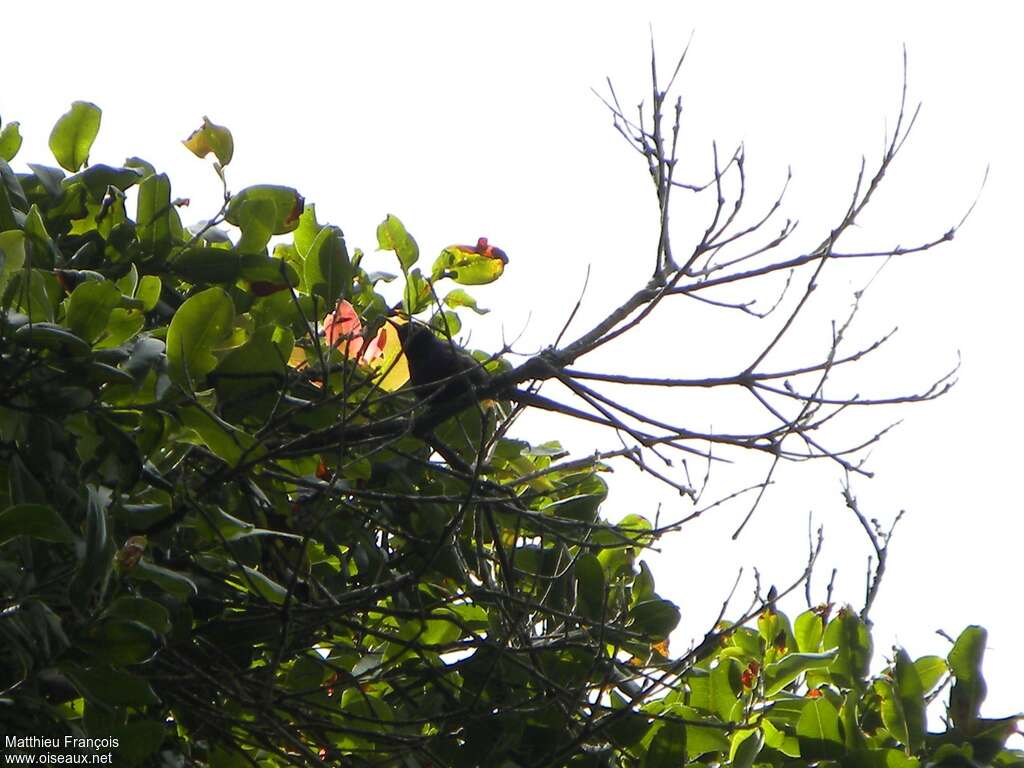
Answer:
0, 104, 1019, 767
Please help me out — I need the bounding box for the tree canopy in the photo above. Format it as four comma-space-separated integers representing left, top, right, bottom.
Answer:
0, 57, 1020, 767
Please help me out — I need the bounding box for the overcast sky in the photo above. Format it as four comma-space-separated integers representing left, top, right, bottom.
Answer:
3, 1, 1020, 725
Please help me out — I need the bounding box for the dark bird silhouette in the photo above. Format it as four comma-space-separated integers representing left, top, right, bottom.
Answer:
393, 320, 489, 405
392, 320, 617, 431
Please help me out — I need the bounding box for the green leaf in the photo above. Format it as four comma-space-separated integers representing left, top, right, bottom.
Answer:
166, 287, 234, 388
575, 553, 605, 621
730, 728, 764, 768
796, 696, 843, 760
212, 324, 289, 423
136, 274, 162, 311
762, 718, 800, 758
226, 185, 304, 235
644, 721, 687, 768
76, 618, 160, 665
235, 565, 288, 605
893, 648, 926, 750
762, 649, 839, 696
293, 203, 322, 257
104, 596, 172, 635
628, 599, 681, 642
443, 288, 489, 314
709, 658, 744, 720
234, 197, 276, 254
129, 560, 197, 599
0, 121, 22, 162
14, 322, 91, 356
109, 720, 165, 766
168, 246, 242, 283
432, 241, 508, 285
136, 173, 178, 259
0, 503, 76, 545
304, 225, 350, 308
60, 663, 160, 708
823, 608, 873, 688
377, 213, 419, 271
5, 268, 59, 322
182, 116, 234, 166
70, 486, 115, 602
913, 655, 948, 694
66, 280, 122, 343
0, 230, 27, 296
64, 164, 143, 201
49, 101, 102, 172
96, 309, 145, 349
401, 267, 431, 315
842, 691, 868, 752
948, 625, 988, 735
180, 405, 264, 467
632, 560, 656, 605
794, 610, 825, 654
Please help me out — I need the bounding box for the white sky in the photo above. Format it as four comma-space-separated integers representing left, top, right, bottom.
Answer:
4, 0, 1020, 727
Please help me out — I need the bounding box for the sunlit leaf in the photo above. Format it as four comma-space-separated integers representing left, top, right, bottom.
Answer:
182, 115, 234, 166
377, 214, 419, 271
49, 101, 101, 172
166, 286, 234, 388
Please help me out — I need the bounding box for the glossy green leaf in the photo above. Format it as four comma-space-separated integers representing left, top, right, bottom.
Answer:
575, 553, 605, 620
730, 728, 764, 768
432, 242, 507, 285
644, 721, 687, 768
183, 116, 234, 166
70, 486, 115, 602
180, 405, 264, 467
709, 658, 744, 720
628, 599, 681, 642
66, 280, 122, 343
794, 609, 825, 653
129, 560, 197, 599
913, 655, 948, 694
824, 609, 873, 688
0, 503, 76, 545
108, 721, 165, 766
64, 164, 143, 201
61, 663, 160, 708
763, 649, 839, 696
136, 274, 162, 311
95, 308, 145, 349
304, 225, 350, 307
49, 101, 101, 172
136, 172, 177, 259
104, 596, 171, 635
0, 230, 27, 296
235, 565, 288, 604
443, 287, 489, 314
632, 560, 655, 604
14, 322, 91, 355
893, 648, 926, 750
77, 618, 160, 665
6, 268, 59, 322
165, 286, 234, 387
796, 696, 843, 761
0, 121, 22, 161
762, 718, 800, 758
293, 202, 323, 257
948, 625, 988, 735
168, 246, 242, 283
401, 267, 431, 315
377, 213, 419, 271
226, 185, 304, 235
212, 324, 289, 422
